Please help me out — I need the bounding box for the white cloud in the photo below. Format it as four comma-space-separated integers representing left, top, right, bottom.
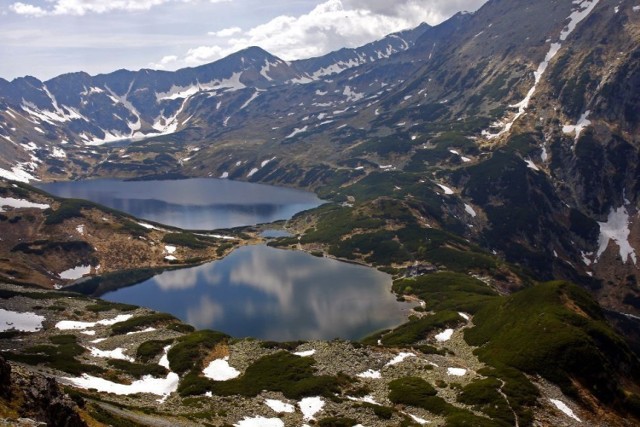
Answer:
10, 2, 47, 17
176, 0, 487, 68
9, 0, 233, 16
209, 26, 242, 38
149, 54, 179, 69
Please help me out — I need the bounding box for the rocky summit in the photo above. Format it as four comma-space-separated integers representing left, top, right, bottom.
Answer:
1, 0, 640, 426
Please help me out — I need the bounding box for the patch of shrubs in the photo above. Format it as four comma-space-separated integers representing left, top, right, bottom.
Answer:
110, 313, 177, 335
136, 339, 175, 363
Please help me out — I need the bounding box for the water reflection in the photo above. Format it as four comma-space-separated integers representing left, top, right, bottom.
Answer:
37, 178, 323, 230
103, 246, 413, 341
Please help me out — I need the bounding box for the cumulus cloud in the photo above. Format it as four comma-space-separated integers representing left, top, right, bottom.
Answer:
149, 55, 179, 69
177, 0, 487, 68
209, 27, 242, 38
9, 2, 48, 17
9, 0, 232, 16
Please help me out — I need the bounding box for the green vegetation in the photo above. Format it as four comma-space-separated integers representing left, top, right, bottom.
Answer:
120, 220, 151, 236
111, 313, 177, 335
317, 417, 358, 427
168, 330, 229, 375
88, 404, 147, 427
0, 288, 82, 300
106, 359, 168, 378
206, 352, 342, 400
43, 199, 95, 225
2, 335, 103, 376
458, 378, 515, 425
162, 233, 212, 250
465, 281, 640, 411
136, 339, 175, 363
86, 301, 137, 312
364, 311, 462, 346
68, 267, 166, 296
393, 272, 497, 314
389, 377, 507, 426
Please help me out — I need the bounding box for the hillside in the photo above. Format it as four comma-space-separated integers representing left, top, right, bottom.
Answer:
1, 0, 640, 425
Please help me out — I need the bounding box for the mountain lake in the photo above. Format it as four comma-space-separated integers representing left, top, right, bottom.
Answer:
38, 178, 413, 340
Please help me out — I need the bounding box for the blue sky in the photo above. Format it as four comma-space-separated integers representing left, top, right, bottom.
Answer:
1, 0, 487, 81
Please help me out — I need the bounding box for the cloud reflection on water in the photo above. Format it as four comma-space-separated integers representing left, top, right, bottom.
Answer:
106, 245, 411, 341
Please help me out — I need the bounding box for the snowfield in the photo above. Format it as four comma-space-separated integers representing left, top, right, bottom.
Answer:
0, 309, 45, 332
0, 197, 49, 211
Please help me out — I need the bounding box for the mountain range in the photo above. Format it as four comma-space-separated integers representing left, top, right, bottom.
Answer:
2, 0, 640, 425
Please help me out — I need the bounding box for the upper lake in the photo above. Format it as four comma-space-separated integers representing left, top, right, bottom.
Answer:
37, 178, 323, 230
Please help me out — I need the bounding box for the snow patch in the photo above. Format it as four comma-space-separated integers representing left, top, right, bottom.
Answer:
464, 204, 477, 218
483, 1, 599, 140
409, 414, 430, 425
562, 111, 591, 145
437, 184, 454, 195
220, 172, 229, 179
299, 397, 324, 421
59, 265, 91, 280
525, 159, 540, 171
343, 86, 364, 102
447, 368, 467, 376
138, 222, 159, 230
293, 349, 316, 357
385, 352, 415, 366
0, 309, 45, 332
286, 126, 308, 139
265, 399, 295, 413
597, 206, 637, 264
63, 371, 179, 398
56, 314, 133, 331
435, 329, 454, 342
0, 163, 39, 183
203, 357, 241, 381
550, 399, 581, 422
459, 312, 470, 321
164, 245, 177, 254
0, 197, 49, 212
357, 369, 382, 379
261, 156, 276, 168
51, 147, 66, 158
89, 347, 134, 362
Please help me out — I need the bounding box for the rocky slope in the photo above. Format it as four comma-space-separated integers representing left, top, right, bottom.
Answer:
0, 180, 247, 289
1, 280, 638, 426
1, 0, 640, 425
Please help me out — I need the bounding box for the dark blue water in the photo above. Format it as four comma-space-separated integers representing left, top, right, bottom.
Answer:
103, 245, 412, 341
38, 178, 411, 340
37, 178, 323, 230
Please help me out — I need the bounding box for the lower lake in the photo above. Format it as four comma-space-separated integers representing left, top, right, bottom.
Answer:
37, 178, 323, 230
103, 245, 413, 341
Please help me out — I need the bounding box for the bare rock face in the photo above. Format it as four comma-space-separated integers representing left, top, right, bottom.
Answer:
0, 356, 11, 400
0, 357, 86, 427
17, 375, 86, 427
